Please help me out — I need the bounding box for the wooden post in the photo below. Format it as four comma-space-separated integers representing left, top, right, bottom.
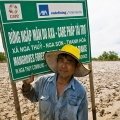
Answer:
88, 62, 97, 120
10, 81, 22, 120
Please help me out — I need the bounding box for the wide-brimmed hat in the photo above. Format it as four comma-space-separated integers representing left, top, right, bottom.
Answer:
45, 44, 91, 77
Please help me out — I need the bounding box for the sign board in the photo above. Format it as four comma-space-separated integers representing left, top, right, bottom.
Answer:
0, 0, 91, 82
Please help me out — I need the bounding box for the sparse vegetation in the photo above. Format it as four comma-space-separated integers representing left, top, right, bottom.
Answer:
92, 51, 120, 61
0, 52, 7, 62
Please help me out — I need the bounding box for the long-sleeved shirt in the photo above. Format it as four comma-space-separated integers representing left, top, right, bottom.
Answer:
22, 73, 88, 120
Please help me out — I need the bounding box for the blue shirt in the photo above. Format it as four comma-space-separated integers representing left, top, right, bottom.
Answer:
23, 73, 88, 120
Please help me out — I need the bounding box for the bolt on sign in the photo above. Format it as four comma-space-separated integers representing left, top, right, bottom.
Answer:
0, 0, 91, 82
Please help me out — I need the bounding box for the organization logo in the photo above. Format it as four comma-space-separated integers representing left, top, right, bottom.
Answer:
9, 4, 18, 14
37, 3, 83, 18
5, 4, 22, 20
38, 5, 49, 16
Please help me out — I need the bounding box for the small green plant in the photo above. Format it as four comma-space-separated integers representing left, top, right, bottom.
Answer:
0, 52, 6, 62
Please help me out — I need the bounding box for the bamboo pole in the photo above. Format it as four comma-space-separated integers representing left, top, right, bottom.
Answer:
88, 62, 97, 120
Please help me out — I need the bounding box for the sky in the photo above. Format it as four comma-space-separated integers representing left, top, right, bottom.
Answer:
0, 0, 120, 58
87, 0, 120, 57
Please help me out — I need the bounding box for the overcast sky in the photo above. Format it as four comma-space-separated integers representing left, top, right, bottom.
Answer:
87, 0, 120, 57
0, 0, 120, 58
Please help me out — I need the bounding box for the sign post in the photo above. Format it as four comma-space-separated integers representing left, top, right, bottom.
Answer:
10, 81, 22, 120
88, 63, 97, 120
0, 0, 96, 120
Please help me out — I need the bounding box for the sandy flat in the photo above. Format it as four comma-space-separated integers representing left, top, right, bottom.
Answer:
0, 61, 120, 120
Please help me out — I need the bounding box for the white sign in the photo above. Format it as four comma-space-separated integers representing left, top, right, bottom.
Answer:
37, 3, 83, 18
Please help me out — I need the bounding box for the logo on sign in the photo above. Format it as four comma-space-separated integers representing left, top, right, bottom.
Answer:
38, 5, 49, 16
9, 4, 18, 14
5, 4, 22, 20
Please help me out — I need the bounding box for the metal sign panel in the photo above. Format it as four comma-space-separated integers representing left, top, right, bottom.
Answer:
0, 0, 91, 82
